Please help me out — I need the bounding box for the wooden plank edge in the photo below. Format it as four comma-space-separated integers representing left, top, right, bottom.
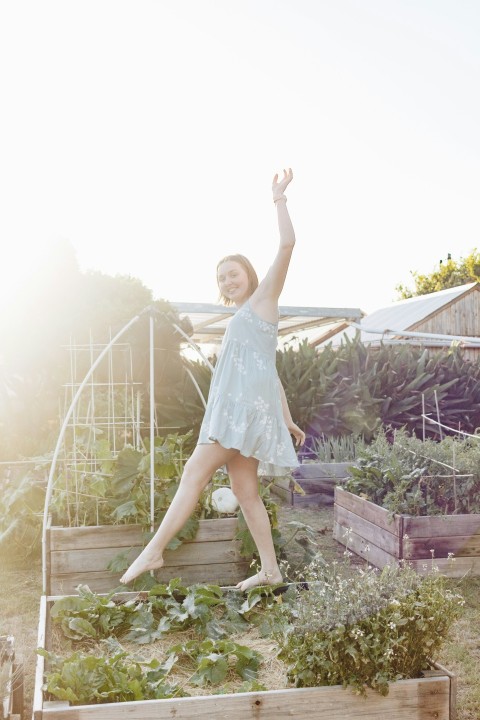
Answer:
33, 595, 48, 720
434, 661, 457, 720
334, 505, 400, 556
334, 487, 402, 534
38, 676, 452, 719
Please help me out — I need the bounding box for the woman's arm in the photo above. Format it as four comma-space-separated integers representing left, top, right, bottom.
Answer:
278, 378, 305, 446
250, 169, 296, 321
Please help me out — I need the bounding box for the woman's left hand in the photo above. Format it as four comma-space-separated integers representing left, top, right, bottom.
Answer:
272, 168, 293, 200
288, 421, 305, 446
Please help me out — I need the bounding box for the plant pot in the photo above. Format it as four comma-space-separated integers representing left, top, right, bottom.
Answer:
334, 486, 480, 577
45, 518, 249, 595
33, 595, 456, 720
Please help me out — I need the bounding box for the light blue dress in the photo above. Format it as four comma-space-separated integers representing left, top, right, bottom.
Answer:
198, 299, 299, 476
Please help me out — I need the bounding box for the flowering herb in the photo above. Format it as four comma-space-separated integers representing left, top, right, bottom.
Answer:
273, 557, 464, 695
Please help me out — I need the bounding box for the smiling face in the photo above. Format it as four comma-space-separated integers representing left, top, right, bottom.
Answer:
217, 260, 251, 306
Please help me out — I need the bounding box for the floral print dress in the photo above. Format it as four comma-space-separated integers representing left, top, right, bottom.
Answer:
197, 299, 299, 476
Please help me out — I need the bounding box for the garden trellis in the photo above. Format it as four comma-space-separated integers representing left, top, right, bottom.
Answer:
41, 306, 213, 594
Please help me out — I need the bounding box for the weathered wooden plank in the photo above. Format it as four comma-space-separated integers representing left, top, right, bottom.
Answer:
49, 561, 251, 596
404, 533, 480, 559
333, 522, 399, 569
434, 661, 457, 720
48, 519, 238, 551
402, 514, 480, 539
270, 483, 334, 506
38, 676, 452, 720
33, 595, 48, 720
335, 490, 480, 576
292, 492, 334, 507
154, 561, 250, 586
335, 488, 402, 535
293, 462, 355, 480
334, 505, 401, 557
409, 555, 480, 578
50, 539, 243, 575
293, 478, 340, 495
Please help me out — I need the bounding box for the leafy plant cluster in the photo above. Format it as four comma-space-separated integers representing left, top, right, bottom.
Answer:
275, 336, 480, 443
0, 461, 48, 557
0, 431, 285, 566
344, 428, 480, 515
40, 580, 280, 702
273, 558, 464, 696
40, 558, 463, 705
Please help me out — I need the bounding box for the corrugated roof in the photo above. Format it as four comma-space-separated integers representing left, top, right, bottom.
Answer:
170, 302, 364, 345
313, 282, 479, 347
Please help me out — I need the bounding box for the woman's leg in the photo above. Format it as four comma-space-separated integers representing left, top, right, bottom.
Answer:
227, 454, 282, 592
120, 443, 239, 584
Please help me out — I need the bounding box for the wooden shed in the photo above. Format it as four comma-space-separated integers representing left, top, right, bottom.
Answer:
312, 282, 480, 361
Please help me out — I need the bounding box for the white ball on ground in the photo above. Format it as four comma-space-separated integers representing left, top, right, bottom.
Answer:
211, 487, 239, 514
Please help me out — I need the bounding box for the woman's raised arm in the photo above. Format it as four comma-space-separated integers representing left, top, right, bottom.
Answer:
250, 169, 296, 321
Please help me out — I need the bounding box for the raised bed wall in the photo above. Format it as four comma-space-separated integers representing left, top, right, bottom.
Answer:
46, 518, 249, 595
334, 486, 480, 577
271, 462, 355, 507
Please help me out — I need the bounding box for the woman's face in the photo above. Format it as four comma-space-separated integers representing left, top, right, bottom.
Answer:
217, 260, 250, 306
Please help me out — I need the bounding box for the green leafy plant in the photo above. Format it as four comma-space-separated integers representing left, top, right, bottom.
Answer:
0, 461, 49, 557
168, 638, 262, 685
345, 428, 480, 515
276, 336, 480, 442
38, 648, 187, 704
273, 558, 463, 696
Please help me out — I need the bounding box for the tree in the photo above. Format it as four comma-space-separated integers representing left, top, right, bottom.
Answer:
0, 247, 157, 460
396, 249, 480, 299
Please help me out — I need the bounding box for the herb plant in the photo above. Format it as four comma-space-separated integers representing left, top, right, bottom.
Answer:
273, 558, 463, 696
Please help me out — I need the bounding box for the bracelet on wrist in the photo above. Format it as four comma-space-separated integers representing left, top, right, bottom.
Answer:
273, 194, 287, 204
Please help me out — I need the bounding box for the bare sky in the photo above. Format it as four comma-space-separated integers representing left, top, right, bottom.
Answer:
1, 0, 479, 316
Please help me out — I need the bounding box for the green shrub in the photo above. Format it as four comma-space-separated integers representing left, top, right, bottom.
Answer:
276, 336, 480, 442
274, 558, 463, 695
344, 428, 480, 515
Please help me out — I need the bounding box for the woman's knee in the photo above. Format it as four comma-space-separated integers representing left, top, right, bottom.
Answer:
230, 479, 260, 507
180, 456, 211, 491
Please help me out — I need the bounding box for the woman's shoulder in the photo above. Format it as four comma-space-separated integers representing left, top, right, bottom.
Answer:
247, 288, 279, 325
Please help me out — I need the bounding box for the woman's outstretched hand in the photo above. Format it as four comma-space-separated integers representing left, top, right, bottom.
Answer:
272, 168, 293, 201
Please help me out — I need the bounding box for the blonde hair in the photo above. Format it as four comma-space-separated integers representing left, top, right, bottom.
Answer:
216, 254, 259, 306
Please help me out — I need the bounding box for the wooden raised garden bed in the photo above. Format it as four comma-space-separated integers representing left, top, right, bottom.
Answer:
271, 462, 355, 507
45, 518, 249, 595
334, 486, 480, 577
33, 594, 456, 720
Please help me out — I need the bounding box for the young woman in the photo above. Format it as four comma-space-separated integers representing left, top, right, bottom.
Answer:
120, 169, 305, 591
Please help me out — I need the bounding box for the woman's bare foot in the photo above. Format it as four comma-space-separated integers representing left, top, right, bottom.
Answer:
236, 568, 283, 592
119, 551, 164, 585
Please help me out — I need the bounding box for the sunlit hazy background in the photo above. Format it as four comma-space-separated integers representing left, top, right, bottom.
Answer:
1, 0, 479, 318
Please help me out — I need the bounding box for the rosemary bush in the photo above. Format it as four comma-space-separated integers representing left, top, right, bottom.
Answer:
273, 558, 463, 695
309, 434, 366, 462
